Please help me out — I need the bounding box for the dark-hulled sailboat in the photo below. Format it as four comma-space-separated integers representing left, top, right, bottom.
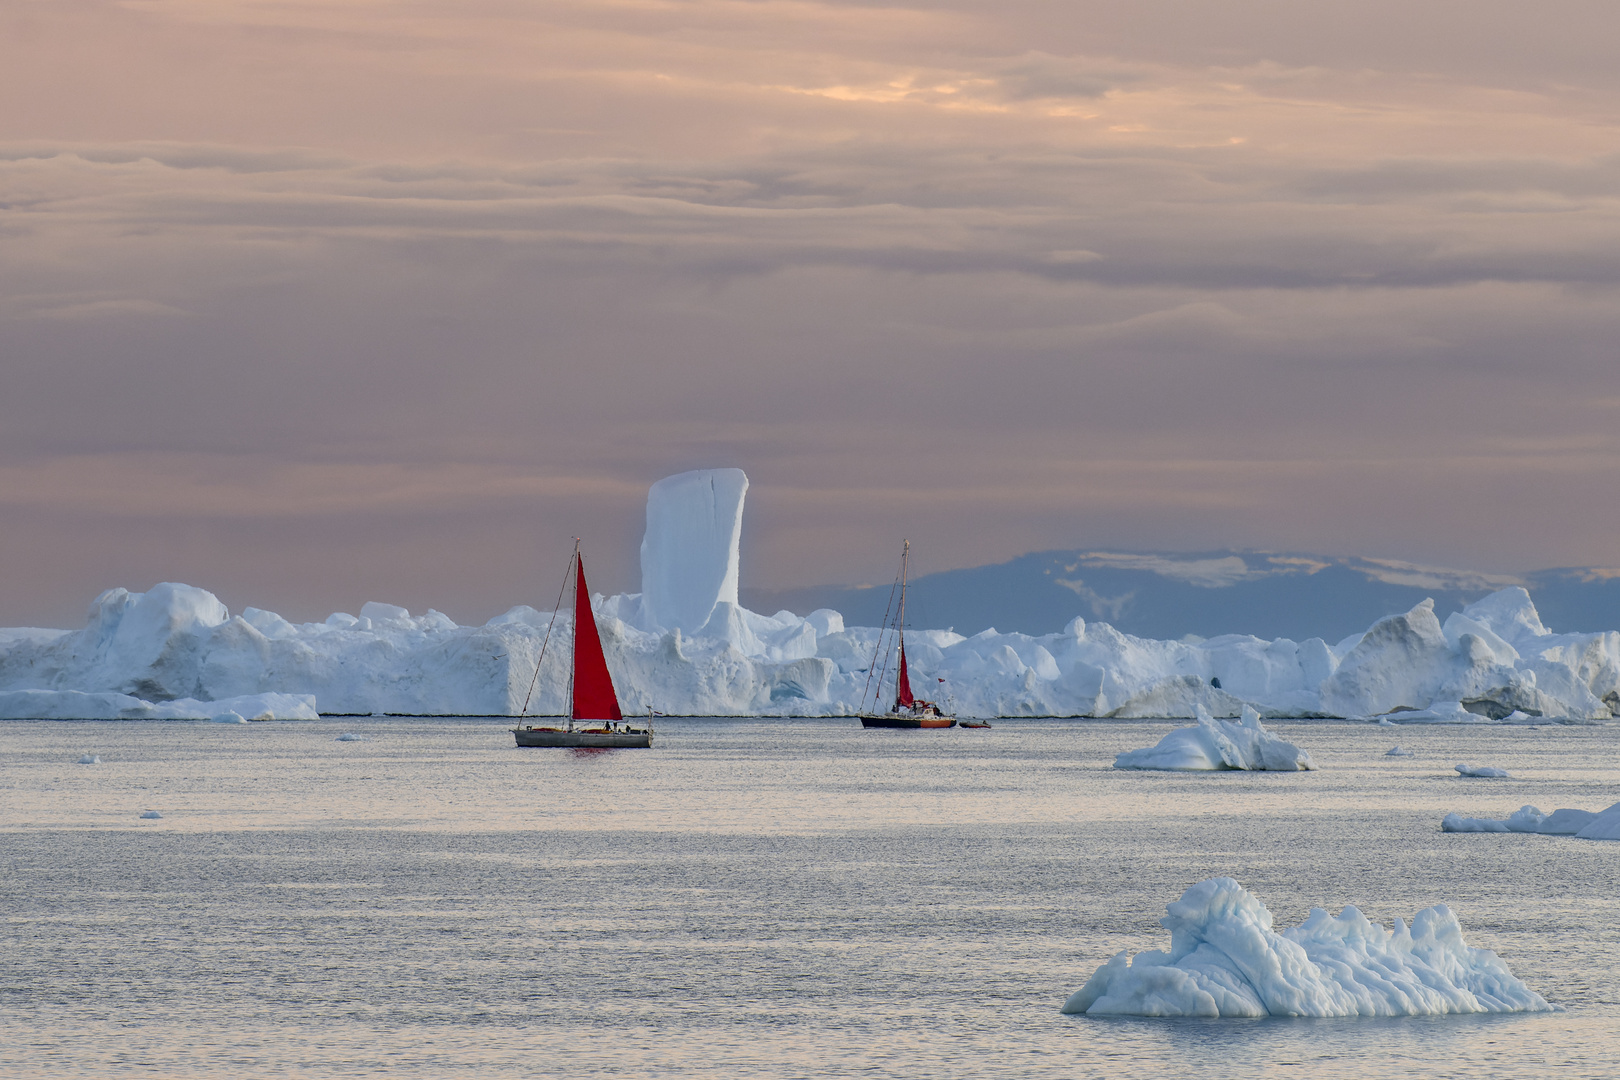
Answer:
859, 540, 957, 729
513, 541, 652, 748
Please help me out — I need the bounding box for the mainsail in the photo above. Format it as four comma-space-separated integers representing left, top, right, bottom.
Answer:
895, 645, 915, 709
570, 554, 623, 723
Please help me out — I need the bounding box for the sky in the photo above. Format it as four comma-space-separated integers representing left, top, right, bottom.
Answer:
4, 0, 1620, 627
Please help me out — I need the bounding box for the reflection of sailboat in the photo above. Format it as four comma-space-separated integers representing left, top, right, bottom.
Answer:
859, 540, 957, 729
513, 541, 652, 749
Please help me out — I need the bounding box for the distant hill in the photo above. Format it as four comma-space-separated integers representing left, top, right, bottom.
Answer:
741, 550, 1620, 643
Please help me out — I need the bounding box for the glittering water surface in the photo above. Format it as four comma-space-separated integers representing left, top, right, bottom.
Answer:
3, 717, 1618, 1078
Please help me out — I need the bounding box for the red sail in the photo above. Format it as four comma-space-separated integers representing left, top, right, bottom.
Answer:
571, 554, 624, 723
895, 641, 915, 709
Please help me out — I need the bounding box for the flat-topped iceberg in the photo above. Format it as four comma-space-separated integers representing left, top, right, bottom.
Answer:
1061, 877, 1557, 1018
1113, 706, 1315, 771
5, 470, 1620, 720
1443, 801, 1620, 840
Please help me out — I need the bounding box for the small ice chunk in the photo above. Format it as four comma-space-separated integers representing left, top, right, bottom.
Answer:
1456, 763, 1510, 778
211, 711, 248, 724
1113, 705, 1315, 771
1060, 877, 1558, 1017
1442, 801, 1616, 837
335, 733, 369, 742
1385, 746, 1413, 757
78, 754, 100, 764
139, 810, 163, 819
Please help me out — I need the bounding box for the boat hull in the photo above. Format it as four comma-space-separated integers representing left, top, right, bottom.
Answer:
859, 715, 957, 729
512, 727, 652, 748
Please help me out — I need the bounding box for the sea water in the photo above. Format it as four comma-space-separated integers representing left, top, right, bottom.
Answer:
2, 717, 1617, 1078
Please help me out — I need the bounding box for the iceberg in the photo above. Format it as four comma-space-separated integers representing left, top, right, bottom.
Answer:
638, 468, 748, 634
1061, 877, 1558, 1017
1385, 745, 1413, 757
1113, 706, 1315, 771
1442, 801, 1620, 840
6, 469, 1620, 720
1455, 764, 1510, 778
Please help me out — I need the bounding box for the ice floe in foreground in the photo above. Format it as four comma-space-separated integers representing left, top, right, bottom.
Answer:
1113, 706, 1314, 771
1442, 801, 1620, 840
1061, 877, 1557, 1017
7, 470, 1620, 720
1455, 764, 1510, 778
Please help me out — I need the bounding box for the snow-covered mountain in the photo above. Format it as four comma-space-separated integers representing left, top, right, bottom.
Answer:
745, 550, 1620, 642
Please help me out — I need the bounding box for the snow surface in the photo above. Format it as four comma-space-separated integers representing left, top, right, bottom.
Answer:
1455, 764, 1510, 778
1060, 877, 1557, 1017
1442, 801, 1620, 840
6, 470, 1620, 719
1113, 706, 1314, 771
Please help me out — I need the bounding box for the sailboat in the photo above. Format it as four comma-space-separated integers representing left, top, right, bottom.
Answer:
512, 540, 653, 748
859, 540, 957, 729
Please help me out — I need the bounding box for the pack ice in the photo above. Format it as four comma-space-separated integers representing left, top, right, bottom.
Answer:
1061, 877, 1557, 1018
1113, 706, 1314, 771
4, 469, 1620, 720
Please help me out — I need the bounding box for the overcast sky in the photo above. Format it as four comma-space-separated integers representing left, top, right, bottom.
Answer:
4, 0, 1620, 626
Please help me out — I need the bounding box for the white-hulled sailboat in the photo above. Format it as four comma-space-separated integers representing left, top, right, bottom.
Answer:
512, 540, 652, 748
859, 540, 957, 729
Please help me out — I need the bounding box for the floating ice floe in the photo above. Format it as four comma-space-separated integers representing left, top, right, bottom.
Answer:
6, 471, 1620, 720
1061, 877, 1558, 1017
211, 711, 247, 724
1385, 746, 1413, 757
1456, 764, 1510, 778
1113, 706, 1314, 771
139, 810, 162, 820
1376, 701, 1492, 724
1442, 801, 1620, 840
77, 754, 100, 764
334, 733, 368, 742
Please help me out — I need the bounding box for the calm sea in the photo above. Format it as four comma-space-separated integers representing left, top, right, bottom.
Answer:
2, 717, 1617, 1078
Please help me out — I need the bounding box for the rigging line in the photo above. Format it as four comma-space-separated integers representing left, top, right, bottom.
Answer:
519, 541, 579, 717
566, 539, 581, 730
863, 547, 906, 714
860, 558, 904, 713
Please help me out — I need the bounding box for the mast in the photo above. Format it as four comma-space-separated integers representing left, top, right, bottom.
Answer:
894, 539, 915, 711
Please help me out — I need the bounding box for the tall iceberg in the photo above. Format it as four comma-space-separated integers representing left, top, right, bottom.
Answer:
639, 468, 748, 633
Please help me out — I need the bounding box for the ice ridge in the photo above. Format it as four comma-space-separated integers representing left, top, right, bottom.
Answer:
5, 470, 1620, 720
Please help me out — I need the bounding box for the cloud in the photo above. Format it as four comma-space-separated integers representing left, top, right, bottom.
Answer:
4, 1, 1620, 624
